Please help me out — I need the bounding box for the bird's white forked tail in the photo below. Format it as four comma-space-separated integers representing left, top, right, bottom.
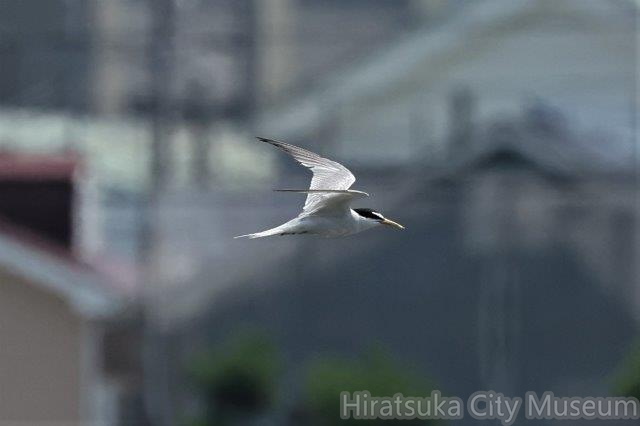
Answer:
234, 229, 281, 239
234, 223, 294, 239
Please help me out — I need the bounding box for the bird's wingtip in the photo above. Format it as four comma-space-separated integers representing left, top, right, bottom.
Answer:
256, 136, 286, 146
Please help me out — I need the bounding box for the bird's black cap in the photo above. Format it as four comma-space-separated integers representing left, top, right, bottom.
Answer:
354, 208, 385, 221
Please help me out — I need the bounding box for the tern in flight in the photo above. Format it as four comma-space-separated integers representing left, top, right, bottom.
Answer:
235, 137, 404, 239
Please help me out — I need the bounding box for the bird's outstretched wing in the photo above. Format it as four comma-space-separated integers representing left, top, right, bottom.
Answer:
258, 137, 364, 214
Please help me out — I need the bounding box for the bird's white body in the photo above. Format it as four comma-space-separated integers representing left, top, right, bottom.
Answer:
244, 209, 380, 239
235, 138, 404, 239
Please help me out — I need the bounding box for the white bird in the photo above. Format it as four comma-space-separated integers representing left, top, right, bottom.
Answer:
235, 137, 404, 239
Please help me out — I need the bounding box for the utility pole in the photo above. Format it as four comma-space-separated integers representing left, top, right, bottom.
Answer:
141, 1, 177, 425
149, 0, 177, 191
448, 86, 475, 159
185, 81, 212, 189
237, 0, 258, 117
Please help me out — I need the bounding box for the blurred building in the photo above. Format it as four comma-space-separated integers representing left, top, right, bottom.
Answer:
146, 0, 638, 324
0, 222, 119, 424
0, 0, 634, 183
0, 0, 425, 119
154, 104, 638, 425
135, 2, 638, 423
0, 0, 444, 280
257, 0, 636, 167
92, 0, 428, 116
0, 155, 128, 425
0, 0, 92, 111
0, 1, 637, 424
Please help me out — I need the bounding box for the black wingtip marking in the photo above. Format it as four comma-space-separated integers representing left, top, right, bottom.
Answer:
257, 136, 277, 144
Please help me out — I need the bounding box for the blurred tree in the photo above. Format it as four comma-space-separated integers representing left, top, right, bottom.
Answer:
300, 348, 441, 425
614, 339, 640, 399
185, 330, 280, 426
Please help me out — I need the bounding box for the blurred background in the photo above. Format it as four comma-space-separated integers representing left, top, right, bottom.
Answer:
0, 0, 638, 425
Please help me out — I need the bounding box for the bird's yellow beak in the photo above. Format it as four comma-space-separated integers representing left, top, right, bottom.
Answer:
382, 218, 405, 230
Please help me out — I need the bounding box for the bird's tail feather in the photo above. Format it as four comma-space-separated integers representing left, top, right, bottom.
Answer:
234, 225, 287, 239
234, 233, 260, 239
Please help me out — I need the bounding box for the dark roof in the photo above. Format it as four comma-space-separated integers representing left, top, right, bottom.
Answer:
435, 104, 636, 183
0, 153, 80, 180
